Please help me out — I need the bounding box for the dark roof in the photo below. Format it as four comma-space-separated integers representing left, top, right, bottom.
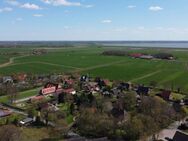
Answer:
173, 131, 188, 141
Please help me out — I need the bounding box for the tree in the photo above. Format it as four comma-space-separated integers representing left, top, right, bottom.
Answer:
76, 109, 114, 138
123, 92, 136, 111
6, 83, 18, 104
122, 116, 144, 141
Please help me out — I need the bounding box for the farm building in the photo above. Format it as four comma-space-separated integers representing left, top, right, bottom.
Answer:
140, 55, 154, 59
40, 82, 62, 96
129, 53, 143, 58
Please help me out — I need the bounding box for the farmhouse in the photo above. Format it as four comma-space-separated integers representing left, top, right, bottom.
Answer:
129, 53, 143, 58
40, 82, 62, 96
140, 55, 154, 59
153, 53, 174, 60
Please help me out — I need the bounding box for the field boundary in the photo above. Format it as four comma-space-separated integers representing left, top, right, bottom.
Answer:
72, 60, 129, 73
130, 70, 161, 82
0, 61, 81, 70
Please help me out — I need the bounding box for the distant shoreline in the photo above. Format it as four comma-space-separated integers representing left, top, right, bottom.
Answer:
0, 41, 188, 49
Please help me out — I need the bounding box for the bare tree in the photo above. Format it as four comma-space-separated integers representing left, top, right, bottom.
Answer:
6, 82, 18, 104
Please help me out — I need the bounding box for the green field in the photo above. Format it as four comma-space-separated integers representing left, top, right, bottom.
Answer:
0, 88, 40, 103
1, 46, 188, 93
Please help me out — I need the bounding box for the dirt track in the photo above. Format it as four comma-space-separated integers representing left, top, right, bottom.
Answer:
0, 55, 29, 68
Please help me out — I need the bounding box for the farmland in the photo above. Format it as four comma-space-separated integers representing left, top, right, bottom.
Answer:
1, 46, 188, 92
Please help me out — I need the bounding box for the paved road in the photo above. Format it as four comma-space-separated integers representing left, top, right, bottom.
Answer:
147, 118, 187, 141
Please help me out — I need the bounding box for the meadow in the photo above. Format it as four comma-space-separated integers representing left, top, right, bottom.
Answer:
1, 46, 188, 93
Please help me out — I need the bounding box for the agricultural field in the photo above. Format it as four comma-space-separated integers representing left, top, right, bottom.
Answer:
1, 46, 188, 93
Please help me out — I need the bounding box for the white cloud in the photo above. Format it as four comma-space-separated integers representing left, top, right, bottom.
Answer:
84, 5, 94, 8
41, 0, 81, 6
64, 26, 71, 29
128, 5, 136, 9
6, 0, 20, 6
102, 20, 112, 23
21, 3, 42, 10
16, 17, 23, 21
0, 7, 13, 13
33, 14, 44, 17
149, 6, 163, 11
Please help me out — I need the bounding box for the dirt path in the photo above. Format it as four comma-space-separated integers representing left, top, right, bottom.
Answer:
6, 61, 81, 70
71, 60, 128, 73
0, 55, 29, 68
130, 70, 161, 82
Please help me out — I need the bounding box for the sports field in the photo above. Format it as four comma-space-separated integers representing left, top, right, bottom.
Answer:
1, 46, 188, 92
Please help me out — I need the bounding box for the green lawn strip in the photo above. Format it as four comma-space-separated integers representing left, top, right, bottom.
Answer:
0, 88, 40, 103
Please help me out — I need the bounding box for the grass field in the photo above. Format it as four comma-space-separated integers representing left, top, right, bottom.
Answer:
1, 46, 188, 93
0, 88, 40, 103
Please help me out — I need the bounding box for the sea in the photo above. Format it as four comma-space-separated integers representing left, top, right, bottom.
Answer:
1, 41, 188, 48
99, 41, 188, 48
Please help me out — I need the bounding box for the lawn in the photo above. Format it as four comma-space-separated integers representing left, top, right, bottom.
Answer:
0, 87, 40, 103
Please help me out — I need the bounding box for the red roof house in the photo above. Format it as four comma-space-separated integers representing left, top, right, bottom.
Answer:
129, 53, 143, 58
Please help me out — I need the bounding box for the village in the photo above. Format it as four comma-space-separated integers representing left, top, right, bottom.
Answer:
0, 72, 188, 141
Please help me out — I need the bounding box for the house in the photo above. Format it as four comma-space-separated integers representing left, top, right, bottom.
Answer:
40, 82, 62, 96
183, 99, 188, 105
95, 77, 106, 88
129, 53, 143, 58
172, 131, 188, 141
136, 86, 150, 95
2, 76, 13, 83
14, 73, 27, 82
111, 87, 121, 95
140, 55, 154, 59
30, 95, 45, 103
62, 88, 76, 95
103, 79, 111, 86
63, 79, 75, 88
87, 82, 100, 93
156, 90, 171, 101
80, 75, 89, 82
118, 82, 130, 91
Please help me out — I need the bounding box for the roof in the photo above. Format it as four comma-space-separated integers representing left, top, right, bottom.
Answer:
65, 79, 74, 85
130, 53, 143, 58
62, 88, 76, 94
31, 95, 44, 101
173, 131, 188, 141
0, 109, 12, 117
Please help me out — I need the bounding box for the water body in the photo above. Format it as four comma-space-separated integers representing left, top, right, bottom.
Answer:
100, 41, 188, 48
1, 41, 188, 49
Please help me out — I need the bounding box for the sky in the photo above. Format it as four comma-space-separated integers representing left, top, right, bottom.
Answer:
0, 0, 188, 41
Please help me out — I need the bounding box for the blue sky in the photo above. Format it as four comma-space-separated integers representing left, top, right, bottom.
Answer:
0, 0, 188, 41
